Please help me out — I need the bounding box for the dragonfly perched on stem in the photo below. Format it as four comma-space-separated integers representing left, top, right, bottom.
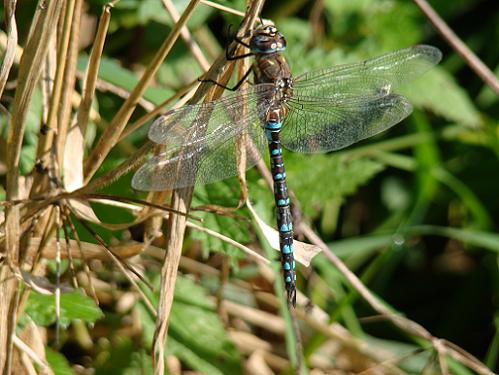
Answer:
132, 23, 442, 308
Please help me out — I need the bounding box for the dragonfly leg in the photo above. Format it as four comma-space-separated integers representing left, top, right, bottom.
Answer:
226, 51, 254, 61
198, 65, 254, 92
225, 32, 253, 61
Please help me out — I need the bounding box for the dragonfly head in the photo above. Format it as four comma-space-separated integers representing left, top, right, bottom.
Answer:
250, 24, 287, 54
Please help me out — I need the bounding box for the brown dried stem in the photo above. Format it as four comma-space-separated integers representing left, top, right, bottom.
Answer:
83, 0, 203, 181
413, 0, 499, 94
0, 0, 18, 99
160, 0, 211, 72
1, 1, 64, 372
151, 1, 265, 373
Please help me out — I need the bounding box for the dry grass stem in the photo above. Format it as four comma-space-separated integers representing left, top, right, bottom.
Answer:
413, 0, 499, 94
161, 0, 211, 71
200, 0, 247, 18
151, 1, 264, 372
0, 0, 18, 99
83, 0, 203, 181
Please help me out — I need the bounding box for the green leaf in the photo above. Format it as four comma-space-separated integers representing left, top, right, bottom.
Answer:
168, 337, 230, 375
173, 273, 216, 309
286, 153, 385, 217
137, 276, 241, 374
46, 347, 75, 375
94, 338, 136, 375
326, 234, 394, 259
137, 0, 170, 24
191, 180, 252, 261
170, 301, 241, 374
402, 67, 481, 127
77, 55, 174, 106
410, 225, 499, 253
25, 291, 103, 327
323, 0, 422, 50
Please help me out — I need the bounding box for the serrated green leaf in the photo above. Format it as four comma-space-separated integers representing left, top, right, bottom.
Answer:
191, 180, 252, 260
170, 301, 241, 370
402, 67, 481, 127
137, 275, 241, 374
25, 291, 103, 327
368, 2, 422, 49
286, 153, 385, 217
173, 274, 215, 309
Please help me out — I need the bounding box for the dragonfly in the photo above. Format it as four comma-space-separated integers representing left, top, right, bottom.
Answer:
132, 24, 442, 307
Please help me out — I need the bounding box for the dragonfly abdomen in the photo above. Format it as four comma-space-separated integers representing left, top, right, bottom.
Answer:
265, 109, 297, 307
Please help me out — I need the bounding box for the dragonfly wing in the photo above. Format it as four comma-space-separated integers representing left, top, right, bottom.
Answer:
280, 45, 440, 153
132, 126, 267, 190
293, 45, 442, 98
132, 86, 272, 191
280, 93, 412, 153
148, 84, 273, 151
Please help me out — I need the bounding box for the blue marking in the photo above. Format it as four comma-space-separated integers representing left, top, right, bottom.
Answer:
252, 47, 286, 54
282, 244, 292, 254
277, 199, 286, 206
274, 173, 283, 180
265, 121, 282, 130
265, 130, 273, 142
271, 148, 282, 156
283, 262, 291, 270
285, 276, 292, 283
280, 223, 289, 232
289, 222, 293, 230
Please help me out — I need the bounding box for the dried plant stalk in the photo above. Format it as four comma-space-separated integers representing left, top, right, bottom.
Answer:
1, 1, 64, 372
83, 0, 204, 181
151, 1, 265, 373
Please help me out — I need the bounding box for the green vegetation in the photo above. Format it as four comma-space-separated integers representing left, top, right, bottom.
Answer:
0, 0, 498, 373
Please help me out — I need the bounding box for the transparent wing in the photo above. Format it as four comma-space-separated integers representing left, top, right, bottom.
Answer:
280, 45, 441, 153
293, 45, 442, 97
281, 93, 412, 152
132, 85, 274, 191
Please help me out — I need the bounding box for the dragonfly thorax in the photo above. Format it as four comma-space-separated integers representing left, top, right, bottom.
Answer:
271, 77, 293, 105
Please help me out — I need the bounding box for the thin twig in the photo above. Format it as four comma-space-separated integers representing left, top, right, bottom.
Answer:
83, 0, 203, 181
300, 223, 495, 375
200, 0, 247, 18
13, 335, 52, 375
161, 0, 211, 71
2, 1, 63, 371
119, 78, 199, 140
151, 1, 265, 373
413, 0, 499, 94
0, 0, 18, 98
